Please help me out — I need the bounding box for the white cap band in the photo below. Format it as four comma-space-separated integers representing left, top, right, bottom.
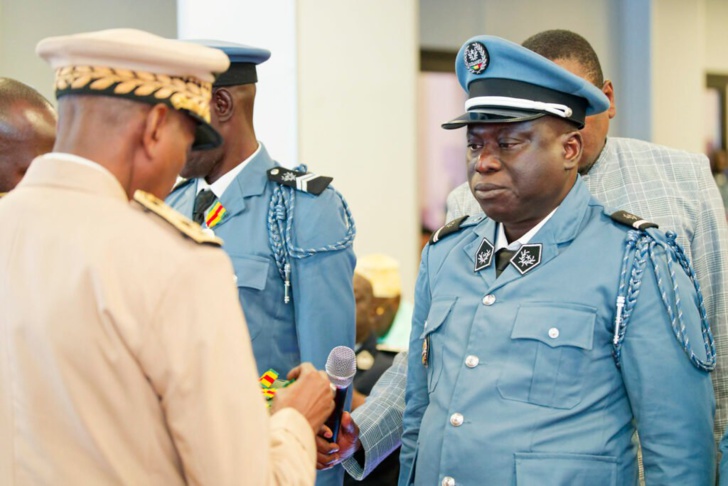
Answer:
465, 96, 573, 119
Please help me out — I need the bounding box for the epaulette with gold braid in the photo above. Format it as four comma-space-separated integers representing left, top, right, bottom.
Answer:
133, 190, 223, 246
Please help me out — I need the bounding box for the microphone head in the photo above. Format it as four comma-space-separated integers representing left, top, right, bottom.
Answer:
325, 346, 357, 389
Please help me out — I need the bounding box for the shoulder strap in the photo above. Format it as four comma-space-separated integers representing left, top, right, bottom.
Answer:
430, 216, 469, 244
267, 167, 332, 196
610, 210, 658, 231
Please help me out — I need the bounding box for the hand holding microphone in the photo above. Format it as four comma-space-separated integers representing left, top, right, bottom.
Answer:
323, 346, 356, 443
271, 362, 335, 432
271, 346, 356, 439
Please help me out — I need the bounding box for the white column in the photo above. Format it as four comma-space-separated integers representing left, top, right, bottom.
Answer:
652, 0, 706, 152
296, 0, 420, 300
177, 0, 299, 165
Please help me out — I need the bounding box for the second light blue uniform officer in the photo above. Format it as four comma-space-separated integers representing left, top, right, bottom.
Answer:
166, 41, 356, 379
167, 43, 356, 486
399, 35, 716, 486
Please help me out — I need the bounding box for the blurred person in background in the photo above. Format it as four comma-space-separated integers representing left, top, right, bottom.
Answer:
0, 77, 56, 195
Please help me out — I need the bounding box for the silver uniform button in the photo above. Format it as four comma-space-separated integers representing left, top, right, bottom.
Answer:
548, 327, 560, 339
450, 413, 464, 427
465, 355, 479, 368
482, 294, 496, 306
442, 476, 456, 486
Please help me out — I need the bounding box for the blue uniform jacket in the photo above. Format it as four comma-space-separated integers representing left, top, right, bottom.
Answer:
166, 145, 356, 376
400, 177, 715, 486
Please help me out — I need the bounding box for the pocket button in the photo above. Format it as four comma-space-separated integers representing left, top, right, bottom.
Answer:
449, 413, 464, 427
548, 327, 560, 339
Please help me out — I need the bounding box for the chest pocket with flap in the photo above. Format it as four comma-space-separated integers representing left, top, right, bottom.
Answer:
497, 302, 596, 409
230, 255, 270, 339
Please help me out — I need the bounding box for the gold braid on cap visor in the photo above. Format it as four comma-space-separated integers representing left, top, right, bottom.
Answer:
54, 65, 212, 123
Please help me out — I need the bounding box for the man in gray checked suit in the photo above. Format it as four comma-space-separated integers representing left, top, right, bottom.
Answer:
318, 29, 728, 482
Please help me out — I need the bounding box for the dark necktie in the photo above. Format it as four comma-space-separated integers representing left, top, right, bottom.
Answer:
192, 189, 216, 225
495, 248, 516, 278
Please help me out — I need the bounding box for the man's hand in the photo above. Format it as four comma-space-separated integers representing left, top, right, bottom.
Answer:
271, 363, 335, 431
316, 411, 361, 470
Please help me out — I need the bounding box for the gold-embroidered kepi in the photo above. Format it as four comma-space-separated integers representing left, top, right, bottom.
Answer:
36, 28, 230, 150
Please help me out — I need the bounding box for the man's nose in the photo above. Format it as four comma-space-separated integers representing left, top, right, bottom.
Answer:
474, 148, 500, 173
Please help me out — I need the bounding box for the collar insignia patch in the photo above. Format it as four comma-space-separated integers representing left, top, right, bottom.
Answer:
512, 243, 542, 275
474, 237, 494, 272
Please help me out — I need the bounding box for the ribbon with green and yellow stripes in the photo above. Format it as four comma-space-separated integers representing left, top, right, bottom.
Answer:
205, 200, 227, 228
260, 369, 279, 389
259, 369, 297, 408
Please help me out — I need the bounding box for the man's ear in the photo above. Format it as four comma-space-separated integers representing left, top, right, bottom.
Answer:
563, 130, 583, 170
602, 80, 616, 120
212, 88, 235, 123
140, 104, 169, 159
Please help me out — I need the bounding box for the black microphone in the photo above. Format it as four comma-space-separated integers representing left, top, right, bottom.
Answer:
324, 346, 356, 443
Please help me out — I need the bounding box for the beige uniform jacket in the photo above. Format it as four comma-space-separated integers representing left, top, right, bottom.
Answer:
0, 154, 315, 485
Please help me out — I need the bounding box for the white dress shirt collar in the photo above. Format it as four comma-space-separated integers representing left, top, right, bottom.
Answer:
495, 206, 558, 251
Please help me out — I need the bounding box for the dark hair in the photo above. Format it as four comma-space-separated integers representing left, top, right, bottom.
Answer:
522, 30, 604, 87
0, 78, 54, 113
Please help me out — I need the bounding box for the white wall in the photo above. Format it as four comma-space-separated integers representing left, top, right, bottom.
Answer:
0, 0, 177, 104
177, 0, 298, 167
652, 0, 706, 153
296, 0, 420, 300
705, 0, 728, 73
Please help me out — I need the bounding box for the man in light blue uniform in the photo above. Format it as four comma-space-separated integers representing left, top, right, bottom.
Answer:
168, 41, 355, 376
167, 42, 355, 485
399, 35, 716, 486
